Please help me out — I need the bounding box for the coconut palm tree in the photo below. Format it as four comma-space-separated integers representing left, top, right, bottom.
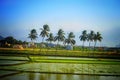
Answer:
28, 29, 38, 43
54, 29, 65, 49
93, 32, 103, 49
46, 33, 54, 44
79, 30, 87, 48
87, 30, 95, 48
65, 32, 76, 45
28, 29, 37, 61
40, 24, 50, 43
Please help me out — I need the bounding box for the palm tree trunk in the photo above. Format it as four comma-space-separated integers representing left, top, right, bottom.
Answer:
56, 41, 59, 51
83, 41, 84, 49
46, 41, 49, 53
27, 39, 33, 61
89, 41, 91, 48
42, 37, 44, 43
88, 41, 91, 56
40, 37, 44, 52
94, 41, 97, 50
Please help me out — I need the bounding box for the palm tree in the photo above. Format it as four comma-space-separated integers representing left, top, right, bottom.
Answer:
28, 29, 37, 61
46, 33, 54, 43
54, 29, 65, 49
87, 30, 95, 48
93, 32, 103, 49
65, 32, 76, 46
40, 24, 50, 43
28, 29, 38, 43
79, 30, 87, 48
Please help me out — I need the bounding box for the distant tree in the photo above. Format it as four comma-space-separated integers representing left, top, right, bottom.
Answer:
46, 33, 54, 43
65, 32, 76, 46
23, 41, 28, 44
87, 30, 95, 48
79, 30, 87, 48
93, 32, 103, 49
40, 24, 50, 44
54, 29, 65, 49
17, 40, 23, 44
28, 29, 38, 43
28, 29, 37, 61
0, 36, 15, 47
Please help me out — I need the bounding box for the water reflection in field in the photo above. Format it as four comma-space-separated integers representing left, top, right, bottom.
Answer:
0, 56, 120, 80
1, 72, 120, 80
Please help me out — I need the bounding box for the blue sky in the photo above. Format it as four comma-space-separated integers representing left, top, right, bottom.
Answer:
0, 0, 120, 47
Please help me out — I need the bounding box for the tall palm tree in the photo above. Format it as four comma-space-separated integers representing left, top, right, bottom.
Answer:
65, 32, 76, 46
93, 32, 103, 49
54, 29, 65, 48
28, 29, 37, 61
79, 30, 87, 48
46, 33, 54, 43
87, 30, 95, 48
40, 24, 50, 43
28, 29, 38, 43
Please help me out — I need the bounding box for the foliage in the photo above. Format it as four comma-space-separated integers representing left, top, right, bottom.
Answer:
93, 32, 103, 48
54, 29, 65, 46
0, 36, 26, 47
28, 29, 38, 41
87, 30, 95, 47
40, 24, 50, 42
65, 32, 76, 45
46, 33, 54, 43
79, 30, 87, 48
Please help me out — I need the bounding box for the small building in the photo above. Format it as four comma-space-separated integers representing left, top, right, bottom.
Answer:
47, 43, 55, 48
13, 45, 24, 50
66, 45, 73, 50
28, 42, 37, 48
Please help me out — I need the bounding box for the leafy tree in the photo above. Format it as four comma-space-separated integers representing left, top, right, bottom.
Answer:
40, 24, 50, 43
79, 30, 87, 48
0, 36, 17, 47
93, 32, 103, 49
65, 32, 76, 45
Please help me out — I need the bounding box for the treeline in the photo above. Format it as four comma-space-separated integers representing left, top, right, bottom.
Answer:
28, 24, 103, 48
0, 24, 103, 49
0, 36, 27, 47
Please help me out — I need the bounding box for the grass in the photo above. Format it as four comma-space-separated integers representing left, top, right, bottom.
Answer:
0, 48, 120, 76
31, 59, 120, 64
0, 48, 120, 64
0, 48, 119, 59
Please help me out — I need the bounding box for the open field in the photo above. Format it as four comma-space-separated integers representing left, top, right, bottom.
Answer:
0, 48, 120, 80
0, 48, 119, 59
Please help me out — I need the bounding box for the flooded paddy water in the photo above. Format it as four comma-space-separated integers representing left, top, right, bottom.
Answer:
0, 55, 120, 80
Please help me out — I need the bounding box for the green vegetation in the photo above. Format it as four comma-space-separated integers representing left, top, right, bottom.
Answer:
40, 24, 50, 43
0, 24, 104, 52
54, 29, 65, 47
65, 32, 76, 46
79, 30, 87, 48
46, 33, 54, 44
28, 29, 38, 43
93, 32, 103, 49
0, 48, 119, 59
0, 48, 120, 77
0, 36, 27, 48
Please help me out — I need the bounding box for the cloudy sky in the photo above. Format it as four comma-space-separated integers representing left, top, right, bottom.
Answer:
0, 0, 120, 47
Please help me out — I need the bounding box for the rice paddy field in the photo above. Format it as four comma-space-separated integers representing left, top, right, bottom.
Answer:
0, 48, 120, 80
